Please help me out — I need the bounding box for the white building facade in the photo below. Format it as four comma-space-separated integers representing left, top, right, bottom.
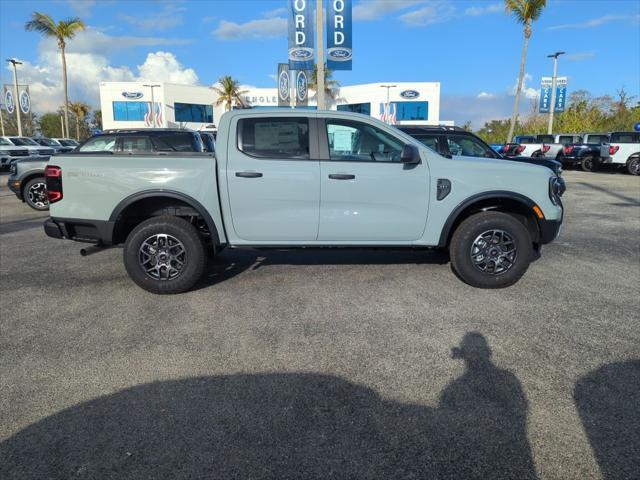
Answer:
99, 81, 448, 131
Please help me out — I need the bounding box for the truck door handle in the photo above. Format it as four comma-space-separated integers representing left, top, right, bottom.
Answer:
328, 174, 355, 180
236, 171, 263, 178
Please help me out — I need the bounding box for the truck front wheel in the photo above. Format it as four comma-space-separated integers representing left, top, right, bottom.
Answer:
627, 157, 640, 176
449, 212, 533, 289
581, 156, 599, 172
124, 215, 206, 294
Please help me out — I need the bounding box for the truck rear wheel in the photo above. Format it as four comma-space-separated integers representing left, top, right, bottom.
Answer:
581, 156, 599, 172
627, 157, 640, 176
124, 215, 206, 294
449, 212, 533, 289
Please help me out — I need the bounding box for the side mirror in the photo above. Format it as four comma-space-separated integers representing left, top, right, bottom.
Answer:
400, 144, 421, 164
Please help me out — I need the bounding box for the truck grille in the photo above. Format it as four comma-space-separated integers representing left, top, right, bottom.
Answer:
39, 149, 55, 156
9, 150, 28, 156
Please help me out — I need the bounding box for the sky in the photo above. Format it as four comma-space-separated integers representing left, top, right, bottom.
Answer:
0, 0, 638, 127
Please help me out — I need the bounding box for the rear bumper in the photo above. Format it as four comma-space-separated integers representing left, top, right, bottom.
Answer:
44, 217, 115, 244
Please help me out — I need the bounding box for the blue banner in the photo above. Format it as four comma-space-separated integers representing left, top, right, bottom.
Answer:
554, 77, 567, 113
539, 77, 552, 113
288, 0, 314, 70
327, 0, 352, 70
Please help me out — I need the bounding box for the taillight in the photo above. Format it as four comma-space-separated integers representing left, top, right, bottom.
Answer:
516, 145, 526, 154
564, 146, 574, 154
45, 165, 63, 203
542, 145, 551, 153
609, 146, 619, 155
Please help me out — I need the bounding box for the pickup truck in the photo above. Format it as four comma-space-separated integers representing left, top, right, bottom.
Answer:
512, 134, 582, 159
43, 110, 565, 294
560, 133, 611, 171
607, 131, 640, 175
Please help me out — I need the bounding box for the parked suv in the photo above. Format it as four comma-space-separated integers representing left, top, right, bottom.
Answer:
86, 129, 204, 154
397, 126, 562, 175
7, 158, 51, 210
44, 110, 564, 293
1, 136, 54, 157
33, 137, 75, 154
607, 132, 640, 175
0, 136, 31, 169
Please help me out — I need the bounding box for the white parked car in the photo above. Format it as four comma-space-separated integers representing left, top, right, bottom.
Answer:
1, 136, 54, 157
607, 132, 640, 175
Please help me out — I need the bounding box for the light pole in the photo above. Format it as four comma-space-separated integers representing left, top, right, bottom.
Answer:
316, 0, 325, 110
7, 58, 23, 137
547, 51, 565, 135
143, 84, 160, 127
380, 84, 396, 124
0, 103, 5, 136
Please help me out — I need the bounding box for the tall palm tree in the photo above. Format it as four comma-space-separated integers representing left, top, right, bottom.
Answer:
505, 0, 546, 143
68, 101, 90, 140
212, 76, 247, 112
25, 12, 85, 139
309, 63, 340, 102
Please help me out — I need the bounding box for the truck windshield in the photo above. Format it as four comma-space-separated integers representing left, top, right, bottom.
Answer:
0, 138, 12, 146
11, 137, 39, 146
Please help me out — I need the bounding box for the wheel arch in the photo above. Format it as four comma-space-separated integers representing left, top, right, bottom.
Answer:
438, 191, 541, 248
19, 171, 47, 200
109, 190, 221, 248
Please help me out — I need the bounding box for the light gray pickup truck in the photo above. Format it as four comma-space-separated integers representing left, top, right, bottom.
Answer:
44, 110, 565, 293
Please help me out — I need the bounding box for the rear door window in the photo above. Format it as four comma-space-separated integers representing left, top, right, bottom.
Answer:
411, 134, 441, 153
152, 133, 200, 152
610, 133, 638, 143
536, 135, 554, 143
447, 135, 496, 158
587, 135, 609, 144
238, 117, 310, 159
78, 135, 116, 153
121, 136, 153, 153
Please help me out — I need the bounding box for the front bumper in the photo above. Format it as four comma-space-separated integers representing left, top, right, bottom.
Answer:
7, 177, 22, 198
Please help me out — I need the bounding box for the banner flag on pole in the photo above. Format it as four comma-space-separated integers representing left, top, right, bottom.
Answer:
288, 0, 314, 70
277, 63, 291, 107
327, 0, 352, 70
539, 77, 552, 113
554, 77, 568, 113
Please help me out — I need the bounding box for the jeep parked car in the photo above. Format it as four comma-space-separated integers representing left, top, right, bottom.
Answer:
44, 110, 565, 293
560, 133, 611, 171
1, 136, 54, 157
0, 137, 31, 169
607, 131, 640, 175
398, 126, 562, 175
92, 129, 204, 153
7, 157, 51, 210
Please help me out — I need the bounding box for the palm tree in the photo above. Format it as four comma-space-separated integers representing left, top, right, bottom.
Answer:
505, 0, 546, 143
68, 101, 90, 140
309, 63, 340, 102
25, 12, 85, 139
212, 76, 247, 112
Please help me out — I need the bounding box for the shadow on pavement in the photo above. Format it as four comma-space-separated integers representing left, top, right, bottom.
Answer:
576, 182, 640, 206
197, 247, 450, 290
574, 360, 640, 480
1, 333, 537, 480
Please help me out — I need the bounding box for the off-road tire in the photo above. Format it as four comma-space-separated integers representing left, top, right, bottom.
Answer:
124, 215, 206, 294
449, 211, 533, 289
23, 177, 49, 211
581, 156, 599, 172
627, 157, 640, 176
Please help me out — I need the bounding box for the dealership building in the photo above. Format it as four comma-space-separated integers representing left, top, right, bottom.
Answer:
99, 81, 449, 131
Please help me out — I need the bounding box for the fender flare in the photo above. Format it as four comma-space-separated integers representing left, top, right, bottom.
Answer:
437, 190, 539, 247
109, 190, 221, 246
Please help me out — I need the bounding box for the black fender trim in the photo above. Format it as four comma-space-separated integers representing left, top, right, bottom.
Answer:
109, 190, 221, 246
437, 190, 539, 247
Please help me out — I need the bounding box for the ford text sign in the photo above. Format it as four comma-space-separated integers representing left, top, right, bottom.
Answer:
400, 90, 420, 99
327, 0, 352, 70
288, 0, 314, 70
122, 91, 143, 99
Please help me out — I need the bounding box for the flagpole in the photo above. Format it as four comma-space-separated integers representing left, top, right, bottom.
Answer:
316, 0, 325, 110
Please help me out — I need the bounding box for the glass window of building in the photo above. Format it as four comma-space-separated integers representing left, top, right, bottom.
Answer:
337, 103, 371, 115
112, 102, 147, 121
174, 103, 214, 123
395, 101, 428, 121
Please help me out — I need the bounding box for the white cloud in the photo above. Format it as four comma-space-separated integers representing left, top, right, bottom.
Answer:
399, 3, 456, 26
67, 0, 97, 17
565, 52, 595, 62
264, 7, 288, 18
465, 3, 502, 16
510, 73, 538, 100
7, 51, 197, 113
213, 17, 287, 40
120, 2, 186, 31
353, 0, 425, 21
547, 14, 640, 30
477, 92, 495, 99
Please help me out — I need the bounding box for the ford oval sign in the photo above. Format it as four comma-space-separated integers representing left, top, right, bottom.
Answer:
278, 70, 290, 102
289, 48, 314, 62
122, 91, 143, 100
296, 71, 308, 103
400, 90, 420, 99
327, 47, 352, 62
634, 122, 640, 132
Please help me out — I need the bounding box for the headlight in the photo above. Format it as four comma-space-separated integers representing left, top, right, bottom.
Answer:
549, 177, 565, 206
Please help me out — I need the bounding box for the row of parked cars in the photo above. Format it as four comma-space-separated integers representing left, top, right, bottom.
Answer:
5, 130, 216, 210
497, 131, 640, 175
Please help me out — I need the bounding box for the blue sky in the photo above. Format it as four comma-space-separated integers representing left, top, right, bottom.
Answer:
1, 0, 638, 126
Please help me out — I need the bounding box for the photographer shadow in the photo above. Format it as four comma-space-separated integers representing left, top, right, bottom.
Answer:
1, 332, 536, 479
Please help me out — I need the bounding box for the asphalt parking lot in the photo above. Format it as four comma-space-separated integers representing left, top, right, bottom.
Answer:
1, 169, 638, 479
